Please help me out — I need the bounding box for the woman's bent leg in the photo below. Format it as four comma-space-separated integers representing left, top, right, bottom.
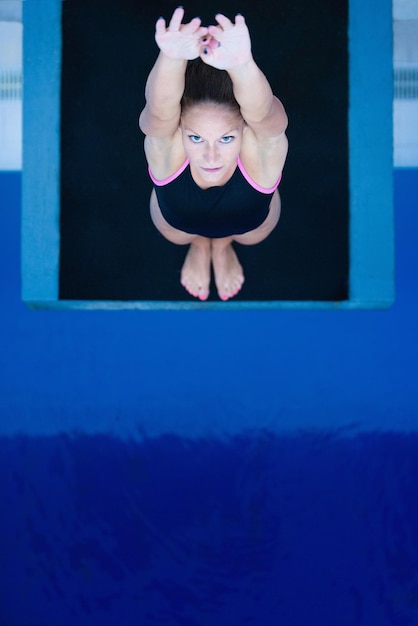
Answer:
233, 191, 281, 246
150, 190, 281, 301
211, 192, 281, 300
150, 190, 211, 300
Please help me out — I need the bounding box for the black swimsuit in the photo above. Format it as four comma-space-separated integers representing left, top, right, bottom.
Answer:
149, 157, 281, 239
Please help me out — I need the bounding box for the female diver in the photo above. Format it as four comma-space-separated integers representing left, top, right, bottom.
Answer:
139, 7, 288, 300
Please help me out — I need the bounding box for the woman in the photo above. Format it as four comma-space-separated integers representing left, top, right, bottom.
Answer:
139, 7, 288, 301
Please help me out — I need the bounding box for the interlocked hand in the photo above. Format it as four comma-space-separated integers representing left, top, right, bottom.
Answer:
155, 7, 208, 60
200, 14, 252, 70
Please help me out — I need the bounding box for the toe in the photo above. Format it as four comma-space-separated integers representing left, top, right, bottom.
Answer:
197, 285, 209, 300
182, 279, 209, 300
220, 285, 234, 300
183, 281, 197, 298
219, 277, 243, 300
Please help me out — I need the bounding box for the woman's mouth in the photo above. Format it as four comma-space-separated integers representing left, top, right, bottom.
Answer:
202, 166, 223, 173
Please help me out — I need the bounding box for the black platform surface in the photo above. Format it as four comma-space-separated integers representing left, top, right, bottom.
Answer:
59, 0, 349, 302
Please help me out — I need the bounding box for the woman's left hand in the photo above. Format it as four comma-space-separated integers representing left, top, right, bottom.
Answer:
200, 14, 252, 70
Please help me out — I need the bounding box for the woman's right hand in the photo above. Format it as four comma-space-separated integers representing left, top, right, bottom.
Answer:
155, 7, 208, 60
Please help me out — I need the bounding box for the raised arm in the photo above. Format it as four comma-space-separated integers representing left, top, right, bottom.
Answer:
139, 8, 208, 138
201, 14, 288, 139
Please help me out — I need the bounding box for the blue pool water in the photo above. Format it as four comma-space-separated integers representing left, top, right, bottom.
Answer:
1, 170, 418, 625
1, 430, 418, 625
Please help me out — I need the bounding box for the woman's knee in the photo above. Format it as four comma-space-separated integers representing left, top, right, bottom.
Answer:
150, 191, 196, 245
234, 207, 281, 245
153, 217, 197, 245
235, 193, 281, 245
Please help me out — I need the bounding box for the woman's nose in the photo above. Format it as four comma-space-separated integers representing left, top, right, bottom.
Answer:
205, 144, 219, 164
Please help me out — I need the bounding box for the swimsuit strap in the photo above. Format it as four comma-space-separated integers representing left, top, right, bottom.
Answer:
237, 156, 281, 194
149, 156, 281, 192
148, 159, 190, 186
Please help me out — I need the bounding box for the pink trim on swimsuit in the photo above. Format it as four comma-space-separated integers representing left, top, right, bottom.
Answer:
148, 159, 190, 186
148, 156, 281, 192
237, 156, 281, 194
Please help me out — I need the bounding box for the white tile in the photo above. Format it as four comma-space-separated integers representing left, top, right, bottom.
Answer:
0, 21, 22, 169
394, 20, 418, 62
0, 100, 21, 170
394, 100, 418, 166
0, 1, 22, 22
0, 22, 22, 66
393, 0, 418, 20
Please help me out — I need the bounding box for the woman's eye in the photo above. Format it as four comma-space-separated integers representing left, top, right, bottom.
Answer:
221, 136, 234, 144
189, 135, 202, 143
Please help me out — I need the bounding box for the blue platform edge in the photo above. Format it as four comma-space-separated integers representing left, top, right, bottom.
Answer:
21, 0, 395, 310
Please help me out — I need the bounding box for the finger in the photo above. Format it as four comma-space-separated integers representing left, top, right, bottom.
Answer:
155, 16, 166, 35
182, 16, 202, 34
235, 14, 246, 26
208, 24, 223, 39
207, 36, 221, 51
200, 35, 218, 51
199, 37, 212, 57
168, 6, 184, 31
196, 26, 209, 38
201, 44, 213, 59
214, 13, 233, 30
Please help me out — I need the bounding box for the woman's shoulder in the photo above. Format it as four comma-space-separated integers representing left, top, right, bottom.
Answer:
240, 128, 288, 189
144, 131, 187, 181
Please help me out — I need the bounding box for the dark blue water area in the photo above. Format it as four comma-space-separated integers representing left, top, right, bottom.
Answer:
1, 430, 418, 626
2, 171, 418, 625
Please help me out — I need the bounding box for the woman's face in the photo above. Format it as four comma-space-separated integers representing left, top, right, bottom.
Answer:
180, 103, 245, 187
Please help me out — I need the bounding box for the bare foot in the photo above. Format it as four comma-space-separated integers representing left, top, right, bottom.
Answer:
211, 240, 244, 301
180, 238, 211, 300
